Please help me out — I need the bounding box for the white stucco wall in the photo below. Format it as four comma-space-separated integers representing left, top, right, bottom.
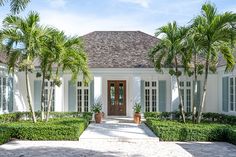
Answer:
10, 67, 226, 117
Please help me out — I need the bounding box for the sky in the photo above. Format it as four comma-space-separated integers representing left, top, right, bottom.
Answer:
0, 0, 236, 36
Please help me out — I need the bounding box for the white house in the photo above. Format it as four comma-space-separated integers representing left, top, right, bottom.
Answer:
0, 31, 235, 117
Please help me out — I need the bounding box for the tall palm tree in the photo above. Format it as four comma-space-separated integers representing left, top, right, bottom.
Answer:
0, 0, 30, 14
182, 29, 204, 122
1, 11, 47, 123
43, 30, 90, 122
149, 22, 187, 123
193, 3, 236, 123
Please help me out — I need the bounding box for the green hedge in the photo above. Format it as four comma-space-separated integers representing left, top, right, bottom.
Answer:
0, 118, 88, 141
145, 118, 236, 144
144, 112, 236, 125
0, 127, 12, 145
0, 112, 92, 123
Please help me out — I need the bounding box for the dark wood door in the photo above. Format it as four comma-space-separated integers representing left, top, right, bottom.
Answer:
108, 80, 126, 116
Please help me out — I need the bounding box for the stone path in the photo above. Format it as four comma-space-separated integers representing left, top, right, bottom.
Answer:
0, 118, 236, 157
1, 141, 236, 157
79, 118, 157, 142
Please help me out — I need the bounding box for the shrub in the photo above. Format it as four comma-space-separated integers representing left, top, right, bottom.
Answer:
0, 112, 93, 123
145, 118, 235, 143
144, 112, 236, 125
0, 118, 88, 141
0, 127, 12, 145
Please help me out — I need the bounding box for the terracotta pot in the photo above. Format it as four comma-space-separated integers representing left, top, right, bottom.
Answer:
134, 112, 141, 124
95, 112, 102, 123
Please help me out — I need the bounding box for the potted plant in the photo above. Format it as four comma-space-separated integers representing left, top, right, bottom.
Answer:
133, 102, 142, 124
91, 103, 102, 123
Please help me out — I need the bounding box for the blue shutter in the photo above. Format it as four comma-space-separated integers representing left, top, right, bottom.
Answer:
90, 80, 94, 107
159, 80, 166, 112
68, 81, 76, 112
140, 80, 144, 112
34, 80, 41, 111
7, 77, 13, 112
222, 77, 229, 112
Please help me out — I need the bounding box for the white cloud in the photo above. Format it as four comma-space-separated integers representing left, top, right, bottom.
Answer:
47, 0, 67, 8
39, 9, 157, 36
117, 0, 151, 8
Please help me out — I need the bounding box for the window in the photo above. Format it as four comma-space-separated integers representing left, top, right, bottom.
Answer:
180, 81, 192, 112
77, 81, 90, 112
144, 81, 157, 112
0, 77, 13, 113
44, 81, 55, 112
229, 77, 236, 112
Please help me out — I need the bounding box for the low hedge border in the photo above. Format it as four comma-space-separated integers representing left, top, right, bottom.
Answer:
0, 117, 89, 144
0, 112, 93, 123
145, 118, 236, 145
144, 112, 236, 125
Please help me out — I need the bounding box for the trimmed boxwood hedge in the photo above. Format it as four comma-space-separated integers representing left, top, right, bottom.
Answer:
0, 127, 12, 145
144, 112, 236, 125
0, 117, 89, 144
145, 118, 236, 145
0, 112, 92, 123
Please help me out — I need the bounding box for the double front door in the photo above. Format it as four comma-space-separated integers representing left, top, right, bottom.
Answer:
108, 80, 126, 116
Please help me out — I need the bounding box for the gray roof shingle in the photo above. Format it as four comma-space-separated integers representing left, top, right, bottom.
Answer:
82, 31, 160, 68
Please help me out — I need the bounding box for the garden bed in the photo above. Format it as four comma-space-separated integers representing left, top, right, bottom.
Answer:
145, 118, 236, 145
0, 117, 91, 145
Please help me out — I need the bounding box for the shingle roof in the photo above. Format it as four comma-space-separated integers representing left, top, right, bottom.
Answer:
82, 31, 160, 68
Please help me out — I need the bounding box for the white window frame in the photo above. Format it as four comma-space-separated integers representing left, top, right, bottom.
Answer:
229, 77, 236, 112
180, 80, 192, 113
0, 77, 9, 114
144, 80, 158, 112
44, 80, 55, 112
76, 81, 90, 112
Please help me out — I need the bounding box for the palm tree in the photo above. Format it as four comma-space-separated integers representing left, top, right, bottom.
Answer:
1, 11, 47, 123
192, 3, 236, 123
182, 29, 204, 122
0, 0, 30, 14
43, 30, 90, 122
149, 22, 187, 123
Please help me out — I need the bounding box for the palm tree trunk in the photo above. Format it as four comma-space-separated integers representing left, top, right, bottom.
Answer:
45, 83, 53, 122
197, 59, 209, 123
25, 69, 37, 123
40, 72, 46, 121
175, 57, 186, 123
192, 53, 197, 122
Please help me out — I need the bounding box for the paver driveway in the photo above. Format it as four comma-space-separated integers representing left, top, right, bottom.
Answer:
0, 119, 236, 157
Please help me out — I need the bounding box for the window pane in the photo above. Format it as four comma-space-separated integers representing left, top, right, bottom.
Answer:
118, 83, 124, 105
77, 81, 82, 87
152, 89, 156, 112
186, 81, 191, 87
180, 81, 184, 87
84, 89, 89, 112
186, 89, 191, 112
3, 78, 6, 111
77, 89, 82, 112
145, 81, 150, 87
110, 83, 115, 106
145, 89, 150, 112
152, 81, 156, 87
